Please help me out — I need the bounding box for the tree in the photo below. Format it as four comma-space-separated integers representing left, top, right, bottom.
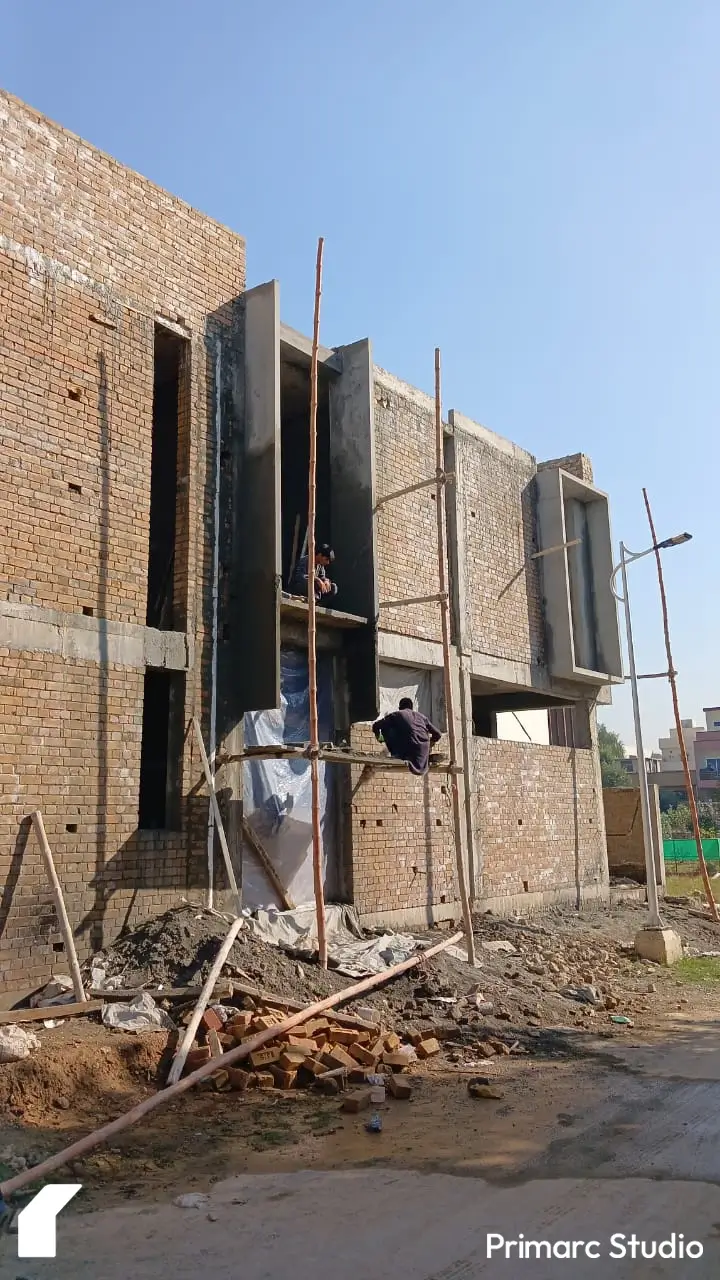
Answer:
597, 723, 629, 789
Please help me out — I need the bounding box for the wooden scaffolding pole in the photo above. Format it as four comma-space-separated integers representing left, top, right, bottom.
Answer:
642, 488, 719, 923
308, 237, 328, 968
434, 349, 476, 966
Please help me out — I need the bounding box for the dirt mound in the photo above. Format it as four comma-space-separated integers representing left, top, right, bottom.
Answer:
0, 1033, 167, 1127
94, 905, 349, 1000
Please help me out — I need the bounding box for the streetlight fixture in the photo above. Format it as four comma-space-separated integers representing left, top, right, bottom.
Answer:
610, 533, 692, 933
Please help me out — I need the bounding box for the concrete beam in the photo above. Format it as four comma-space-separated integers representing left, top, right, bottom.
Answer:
0, 601, 189, 670
280, 322, 343, 373
378, 630, 444, 669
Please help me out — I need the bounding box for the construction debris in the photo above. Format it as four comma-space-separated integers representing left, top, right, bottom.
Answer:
0, 1026, 40, 1064
102, 993, 175, 1033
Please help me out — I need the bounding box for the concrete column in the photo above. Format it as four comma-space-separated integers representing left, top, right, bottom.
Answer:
648, 780, 666, 891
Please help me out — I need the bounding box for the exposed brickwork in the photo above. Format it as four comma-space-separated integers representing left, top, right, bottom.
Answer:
0, 91, 245, 990
473, 736, 607, 900
455, 429, 544, 666
348, 727, 457, 915
373, 373, 442, 644
0, 91, 612, 986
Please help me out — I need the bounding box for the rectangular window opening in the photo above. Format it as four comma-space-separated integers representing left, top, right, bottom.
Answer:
280, 355, 331, 591
472, 684, 591, 748
138, 669, 185, 830
147, 325, 189, 630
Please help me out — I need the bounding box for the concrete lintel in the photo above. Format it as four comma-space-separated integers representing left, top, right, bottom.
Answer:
470, 648, 611, 704
378, 630, 444, 670
280, 322, 342, 372
0, 601, 188, 670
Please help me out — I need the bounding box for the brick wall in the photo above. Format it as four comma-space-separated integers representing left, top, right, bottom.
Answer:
473, 737, 607, 901
373, 372, 443, 644
348, 726, 457, 919
455, 427, 545, 666
0, 91, 245, 990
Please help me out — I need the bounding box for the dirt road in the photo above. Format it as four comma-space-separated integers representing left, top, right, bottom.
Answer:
6, 1012, 720, 1279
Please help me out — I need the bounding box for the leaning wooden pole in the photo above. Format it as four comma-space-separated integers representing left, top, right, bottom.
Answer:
31, 810, 86, 1003
642, 488, 719, 922
308, 237, 328, 968
0, 931, 462, 1199
434, 349, 476, 966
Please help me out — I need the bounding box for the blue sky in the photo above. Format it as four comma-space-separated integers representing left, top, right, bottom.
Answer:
3, 0, 718, 752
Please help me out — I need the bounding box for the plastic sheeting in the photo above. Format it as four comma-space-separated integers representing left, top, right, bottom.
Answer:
246, 903, 418, 979
377, 663, 434, 720
242, 647, 338, 909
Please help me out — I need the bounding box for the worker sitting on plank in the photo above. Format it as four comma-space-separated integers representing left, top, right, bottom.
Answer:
372, 698, 442, 777
292, 543, 338, 605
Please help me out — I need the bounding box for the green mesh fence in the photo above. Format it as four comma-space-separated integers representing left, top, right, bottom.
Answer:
664, 838, 720, 866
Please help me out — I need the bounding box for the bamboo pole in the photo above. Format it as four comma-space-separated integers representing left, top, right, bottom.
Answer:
193, 717, 242, 915
642, 489, 719, 922
434, 350, 476, 966
167, 917, 244, 1085
0, 930, 463, 1198
308, 236, 328, 969
31, 811, 86, 1002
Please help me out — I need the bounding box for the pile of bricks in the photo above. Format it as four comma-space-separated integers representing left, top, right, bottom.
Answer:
180, 995, 441, 1096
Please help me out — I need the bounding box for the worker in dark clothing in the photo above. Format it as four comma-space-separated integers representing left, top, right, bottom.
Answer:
291, 543, 337, 605
372, 697, 442, 777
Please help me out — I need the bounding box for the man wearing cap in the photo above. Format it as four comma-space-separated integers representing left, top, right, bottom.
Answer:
292, 543, 338, 605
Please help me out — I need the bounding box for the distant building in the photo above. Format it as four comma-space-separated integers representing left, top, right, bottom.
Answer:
695, 708, 720, 791
658, 718, 701, 772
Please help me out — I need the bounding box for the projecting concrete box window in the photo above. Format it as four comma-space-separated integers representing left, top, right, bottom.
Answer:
224, 280, 379, 724
536, 468, 623, 685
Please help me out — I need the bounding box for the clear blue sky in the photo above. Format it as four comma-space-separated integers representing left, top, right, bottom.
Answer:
3, 0, 718, 752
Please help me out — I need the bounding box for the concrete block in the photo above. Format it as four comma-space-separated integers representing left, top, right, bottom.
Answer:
634, 927, 683, 966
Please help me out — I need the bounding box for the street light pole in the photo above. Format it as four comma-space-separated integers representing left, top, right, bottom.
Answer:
618, 542, 663, 928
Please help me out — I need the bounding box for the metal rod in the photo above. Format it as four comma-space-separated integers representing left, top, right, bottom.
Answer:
435, 348, 476, 967
619, 543, 662, 928
379, 591, 449, 609
308, 237, 328, 969
636, 672, 672, 680
375, 471, 455, 509
642, 488, 719, 922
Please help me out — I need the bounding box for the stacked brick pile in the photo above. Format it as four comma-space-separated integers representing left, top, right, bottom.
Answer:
181, 994, 440, 1096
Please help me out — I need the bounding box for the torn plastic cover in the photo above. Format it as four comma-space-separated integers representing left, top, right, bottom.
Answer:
242, 647, 338, 908
246, 903, 418, 979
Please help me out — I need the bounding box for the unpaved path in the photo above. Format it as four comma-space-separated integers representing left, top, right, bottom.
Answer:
6, 1012, 720, 1278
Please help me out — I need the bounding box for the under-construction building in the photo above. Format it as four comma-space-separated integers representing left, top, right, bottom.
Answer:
0, 91, 624, 991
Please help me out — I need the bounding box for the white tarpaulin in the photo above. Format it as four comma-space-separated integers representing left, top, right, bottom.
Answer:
242, 647, 338, 909
245, 903, 419, 979
377, 663, 434, 720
